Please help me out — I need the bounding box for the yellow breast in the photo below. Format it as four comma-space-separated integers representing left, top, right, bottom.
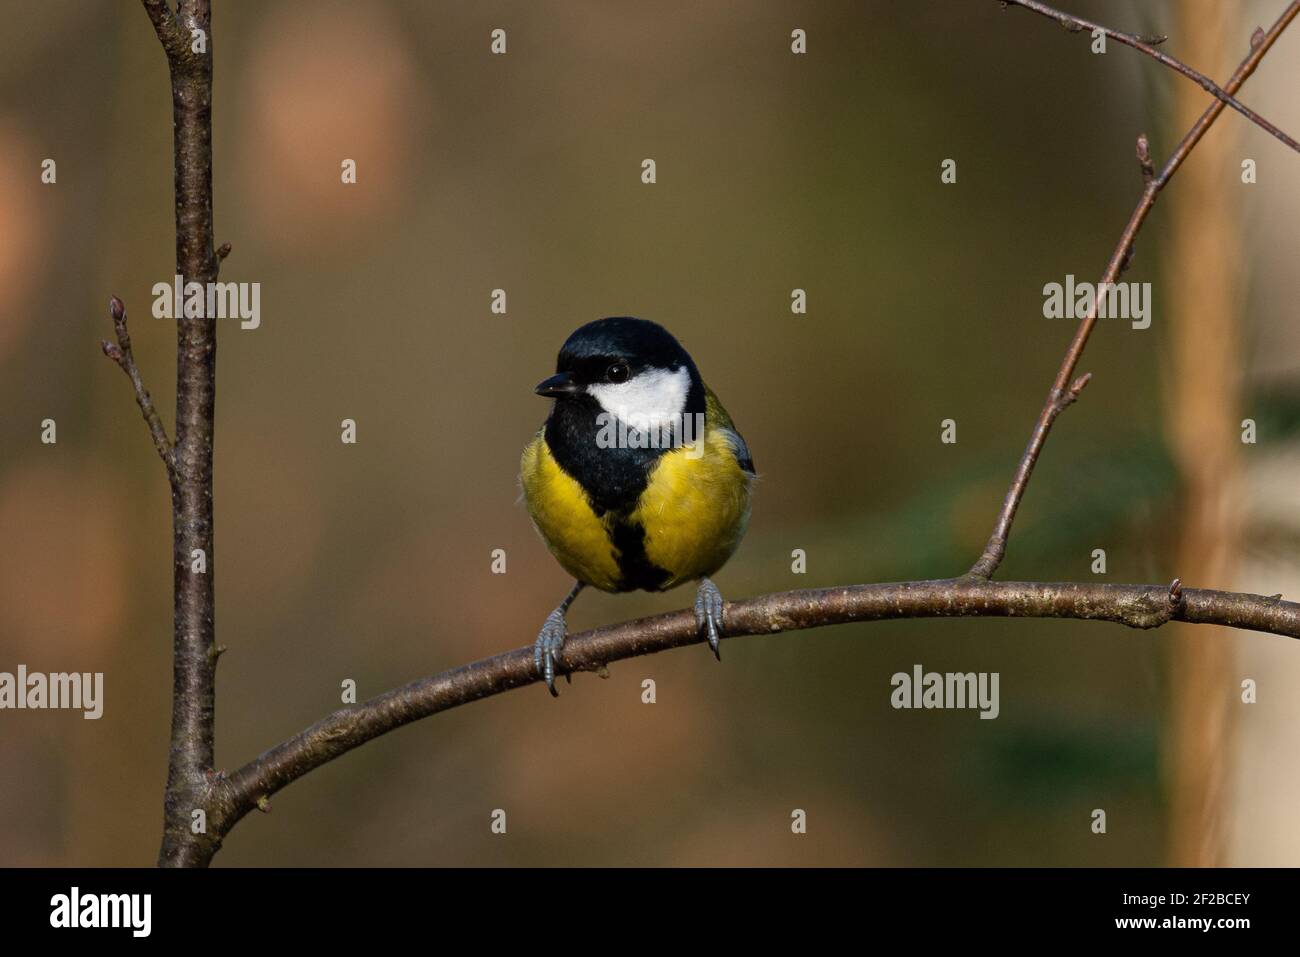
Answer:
630, 427, 752, 589
520, 425, 752, 593
519, 434, 623, 591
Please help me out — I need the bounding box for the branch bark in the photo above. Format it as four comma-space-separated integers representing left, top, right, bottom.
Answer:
188, 579, 1298, 860
136, 0, 223, 868
968, 0, 1300, 579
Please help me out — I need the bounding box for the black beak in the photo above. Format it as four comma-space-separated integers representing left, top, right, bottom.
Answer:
534, 372, 582, 398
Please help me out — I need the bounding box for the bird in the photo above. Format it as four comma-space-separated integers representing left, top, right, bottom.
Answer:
520, 317, 755, 695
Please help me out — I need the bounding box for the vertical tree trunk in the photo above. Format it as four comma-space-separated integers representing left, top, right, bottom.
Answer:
1161, 0, 1246, 868
149, 0, 222, 868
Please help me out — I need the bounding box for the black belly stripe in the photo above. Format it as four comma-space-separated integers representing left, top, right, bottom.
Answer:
543, 387, 711, 593
609, 519, 672, 592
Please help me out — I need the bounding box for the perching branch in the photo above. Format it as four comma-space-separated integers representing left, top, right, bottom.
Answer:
193, 579, 1299, 857
1002, 0, 1300, 154
102, 296, 176, 480
113, 1, 1300, 867
968, 0, 1300, 579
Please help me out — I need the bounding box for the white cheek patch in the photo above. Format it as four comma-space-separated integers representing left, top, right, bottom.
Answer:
588, 366, 691, 432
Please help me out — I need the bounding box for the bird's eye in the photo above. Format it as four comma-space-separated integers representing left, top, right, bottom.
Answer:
606, 361, 630, 384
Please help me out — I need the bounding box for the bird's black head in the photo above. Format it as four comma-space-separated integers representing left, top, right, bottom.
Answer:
534, 318, 709, 516
534, 317, 705, 420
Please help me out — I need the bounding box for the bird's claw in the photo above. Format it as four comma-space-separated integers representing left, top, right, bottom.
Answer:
695, 577, 725, 660
534, 607, 568, 696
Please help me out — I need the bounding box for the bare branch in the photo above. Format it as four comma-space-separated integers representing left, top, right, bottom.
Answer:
189, 578, 1300, 857
1004, 0, 1300, 154
968, 0, 1300, 580
102, 296, 176, 480
134, 0, 221, 869
140, 0, 189, 62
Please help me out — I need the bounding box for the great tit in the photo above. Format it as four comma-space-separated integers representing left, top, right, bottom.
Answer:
521, 317, 755, 695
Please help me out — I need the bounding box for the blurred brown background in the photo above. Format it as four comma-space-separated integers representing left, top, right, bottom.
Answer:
1, 0, 1298, 866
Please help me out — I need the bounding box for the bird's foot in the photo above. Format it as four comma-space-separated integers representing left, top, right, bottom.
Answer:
695, 577, 725, 661
533, 607, 568, 696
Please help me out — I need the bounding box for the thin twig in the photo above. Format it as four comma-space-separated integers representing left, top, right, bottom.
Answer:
968, 0, 1300, 579
102, 296, 176, 481
1004, 0, 1300, 154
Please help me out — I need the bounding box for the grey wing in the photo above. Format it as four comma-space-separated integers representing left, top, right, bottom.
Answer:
723, 427, 755, 475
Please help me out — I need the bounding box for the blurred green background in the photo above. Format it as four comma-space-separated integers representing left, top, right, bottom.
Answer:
1, 0, 1298, 866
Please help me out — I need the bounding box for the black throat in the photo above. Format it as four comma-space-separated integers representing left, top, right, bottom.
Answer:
543, 373, 704, 516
